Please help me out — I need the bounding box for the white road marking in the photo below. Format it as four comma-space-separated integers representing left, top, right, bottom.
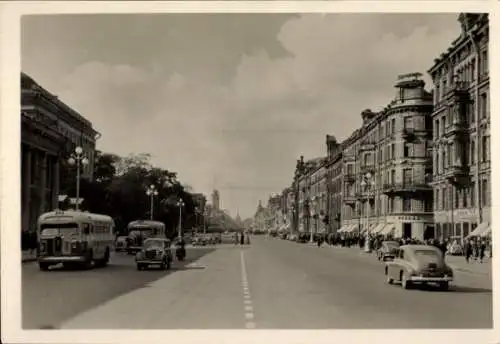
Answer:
240, 250, 256, 329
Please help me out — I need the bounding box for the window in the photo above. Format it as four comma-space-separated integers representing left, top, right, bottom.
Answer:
403, 169, 412, 185
480, 93, 488, 118
435, 119, 440, 139
481, 49, 488, 74
391, 119, 396, 134
435, 189, 440, 210
471, 58, 476, 81
404, 143, 410, 158
454, 187, 459, 209
463, 188, 468, 208
389, 197, 395, 213
391, 170, 396, 184
391, 143, 395, 159
347, 164, 353, 175
404, 117, 413, 129
481, 180, 488, 207
403, 197, 411, 212
470, 182, 475, 207
482, 136, 489, 162
471, 140, 476, 164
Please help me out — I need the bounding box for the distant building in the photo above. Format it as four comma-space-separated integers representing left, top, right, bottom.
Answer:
21, 72, 99, 232
325, 135, 343, 233
211, 189, 220, 211
428, 13, 490, 241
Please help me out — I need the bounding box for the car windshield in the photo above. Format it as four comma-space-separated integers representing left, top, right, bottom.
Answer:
144, 240, 164, 249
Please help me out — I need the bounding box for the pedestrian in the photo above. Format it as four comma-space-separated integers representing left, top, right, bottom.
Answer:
479, 240, 486, 263
464, 240, 472, 263
240, 232, 245, 245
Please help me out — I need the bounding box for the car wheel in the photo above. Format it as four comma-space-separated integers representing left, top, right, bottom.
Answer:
39, 262, 50, 271
401, 272, 411, 289
136, 264, 143, 271
438, 281, 449, 291
386, 275, 393, 284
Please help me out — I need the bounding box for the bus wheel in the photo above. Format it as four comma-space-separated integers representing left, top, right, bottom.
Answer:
97, 248, 110, 267
39, 262, 50, 271
83, 251, 93, 269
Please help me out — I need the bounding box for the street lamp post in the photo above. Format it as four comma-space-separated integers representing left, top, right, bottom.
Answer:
177, 199, 185, 239
310, 197, 317, 243
146, 185, 158, 220
360, 172, 373, 235
194, 207, 199, 235
67, 146, 89, 211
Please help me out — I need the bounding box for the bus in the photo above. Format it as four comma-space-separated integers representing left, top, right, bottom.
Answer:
126, 220, 166, 254
37, 210, 115, 271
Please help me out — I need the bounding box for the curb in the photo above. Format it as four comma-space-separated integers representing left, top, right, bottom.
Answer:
22, 257, 37, 264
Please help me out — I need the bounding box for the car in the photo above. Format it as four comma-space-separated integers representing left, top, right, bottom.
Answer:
384, 245, 454, 290
114, 236, 128, 252
376, 240, 400, 261
135, 238, 173, 271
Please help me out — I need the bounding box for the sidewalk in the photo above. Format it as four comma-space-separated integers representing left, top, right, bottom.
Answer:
445, 255, 491, 276
305, 243, 492, 276
22, 250, 37, 263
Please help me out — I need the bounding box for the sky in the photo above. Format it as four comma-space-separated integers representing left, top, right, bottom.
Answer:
21, 13, 461, 219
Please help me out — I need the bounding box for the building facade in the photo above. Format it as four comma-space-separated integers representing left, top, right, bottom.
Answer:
211, 189, 220, 211
428, 13, 490, 240
21, 73, 99, 233
340, 73, 435, 241
325, 135, 343, 233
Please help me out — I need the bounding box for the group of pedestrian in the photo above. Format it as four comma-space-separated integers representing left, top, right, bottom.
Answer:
235, 232, 250, 245
311, 231, 491, 263
463, 238, 488, 263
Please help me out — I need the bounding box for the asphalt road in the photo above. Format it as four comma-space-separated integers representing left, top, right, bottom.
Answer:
22, 246, 216, 329
23, 238, 492, 329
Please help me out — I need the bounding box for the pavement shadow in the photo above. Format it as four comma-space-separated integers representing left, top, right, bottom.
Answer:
415, 284, 492, 294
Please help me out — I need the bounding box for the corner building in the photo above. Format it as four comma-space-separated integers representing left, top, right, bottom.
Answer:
21, 73, 99, 233
340, 74, 434, 241
428, 14, 490, 240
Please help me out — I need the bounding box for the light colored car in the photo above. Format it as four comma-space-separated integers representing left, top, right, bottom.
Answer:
376, 241, 400, 261
135, 238, 173, 271
384, 245, 454, 291
114, 236, 128, 252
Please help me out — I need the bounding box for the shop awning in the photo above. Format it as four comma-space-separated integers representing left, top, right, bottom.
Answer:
370, 224, 385, 234
346, 224, 359, 233
379, 223, 395, 235
467, 222, 490, 238
337, 225, 349, 233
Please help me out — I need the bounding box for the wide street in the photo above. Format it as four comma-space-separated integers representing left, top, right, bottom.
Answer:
23, 236, 492, 329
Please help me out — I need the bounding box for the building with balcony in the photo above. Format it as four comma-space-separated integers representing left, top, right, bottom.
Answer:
293, 156, 326, 234
339, 73, 435, 240
428, 13, 490, 241
21, 72, 99, 233
325, 135, 343, 233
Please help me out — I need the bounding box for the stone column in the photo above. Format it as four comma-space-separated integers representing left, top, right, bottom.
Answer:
39, 152, 47, 214
22, 146, 32, 232
52, 157, 60, 209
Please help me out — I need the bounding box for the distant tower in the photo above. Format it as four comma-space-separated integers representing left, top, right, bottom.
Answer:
211, 189, 220, 211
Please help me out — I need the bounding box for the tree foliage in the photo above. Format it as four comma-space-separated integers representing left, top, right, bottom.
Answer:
60, 151, 201, 238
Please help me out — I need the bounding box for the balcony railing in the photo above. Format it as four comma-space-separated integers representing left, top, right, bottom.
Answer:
444, 164, 470, 184
382, 182, 432, 195
344, 174, 356, 183
359, 142, 376, 151
360, 164, 376, 174
343, 194, 356, 203
445, 121, 468, 136
355, 190, 375, 200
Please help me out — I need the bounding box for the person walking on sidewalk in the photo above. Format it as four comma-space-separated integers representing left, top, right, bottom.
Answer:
479, 240, 486, 263
464, 240, 473, 263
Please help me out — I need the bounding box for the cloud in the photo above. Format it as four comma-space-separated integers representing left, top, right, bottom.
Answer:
22, 13, 460, 218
